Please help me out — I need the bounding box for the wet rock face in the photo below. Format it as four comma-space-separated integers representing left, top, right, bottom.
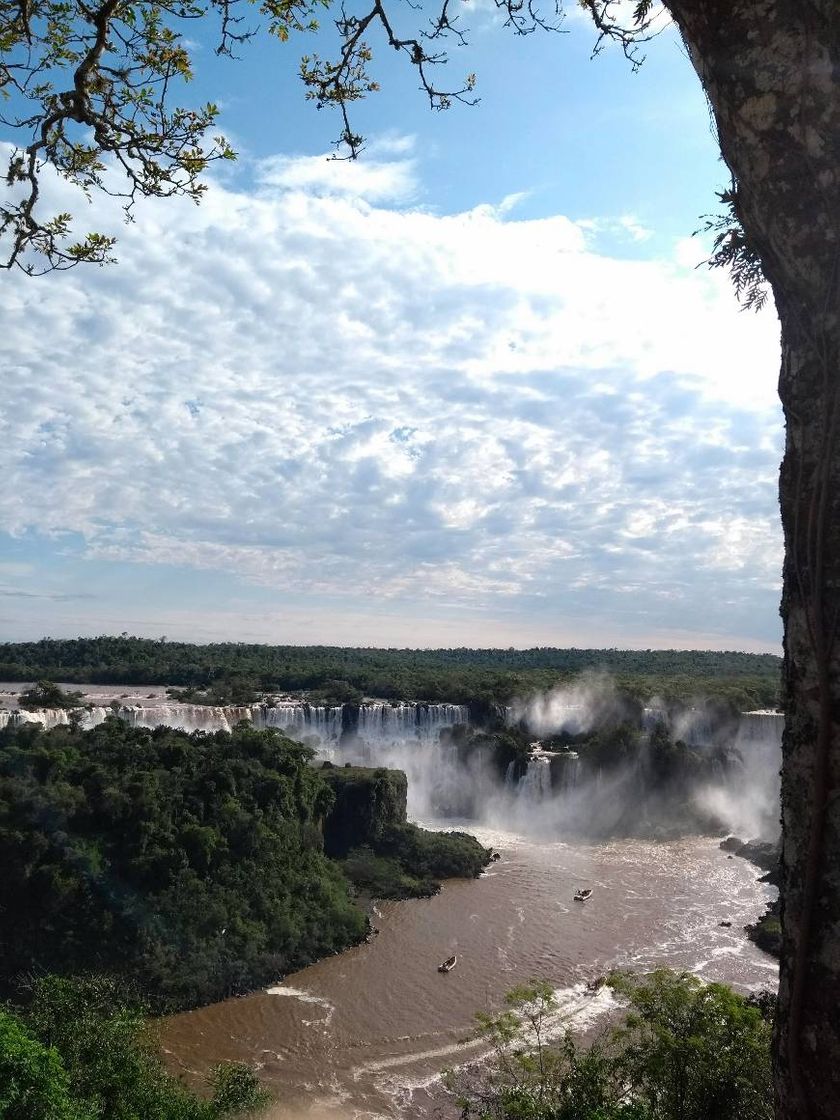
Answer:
720, 835, 781, 877
746, 899, 782, 959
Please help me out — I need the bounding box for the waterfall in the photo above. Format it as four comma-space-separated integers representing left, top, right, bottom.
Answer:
122, 704, 253, 733
355, 702, 468, 743
641, 706, 720, 746
262, 703, 344, 743
506, 702, 589, 735
688, 709, 783, 840
0, 695, 786, 838
736, 710, 784, 749
0, 700, 468, 743
641, 707, 668, 732
0, 707, 112, 731
518, 754, 552, 802
550, 751, 580, 792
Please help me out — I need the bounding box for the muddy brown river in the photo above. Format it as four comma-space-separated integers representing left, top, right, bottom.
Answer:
162, 825, 777, 1120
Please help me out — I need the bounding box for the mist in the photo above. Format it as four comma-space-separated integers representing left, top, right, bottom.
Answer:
2, 684, 783, 842
313, 681, 782, 844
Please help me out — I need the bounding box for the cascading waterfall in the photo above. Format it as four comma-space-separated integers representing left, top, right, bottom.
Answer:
0, 698, 784, 838
262, 703, 344, 744
550, 751, 581, 793
498, 706, 784, 836
356, 702, 468, 743
641, 707, 668, 733
0, 706, 113, 731
505, 749, 565, 806
0, 699, 469, 744
736, 711, 784, 749
641, 707, 725, 746
642, 707, 784, 750
125, 704, 254, 732
520, 754, 552, 801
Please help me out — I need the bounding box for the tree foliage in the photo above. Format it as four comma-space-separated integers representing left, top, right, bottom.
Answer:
17, 679, 85, 710
1, 974, 269, 1119
0, 718, 367, 1010
0, 1006, 82, 1120
448, 970, 773, 1120
1, 0, 758, 298
697, 185, 769, 313
0, 0, 238, 272
0, 717, 489, 1011
0, 634, 782, 709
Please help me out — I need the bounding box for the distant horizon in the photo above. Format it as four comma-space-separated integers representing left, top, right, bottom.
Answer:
0, 632, 782, 658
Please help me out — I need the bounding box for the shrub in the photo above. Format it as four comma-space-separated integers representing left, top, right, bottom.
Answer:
446, 970, 772, 1120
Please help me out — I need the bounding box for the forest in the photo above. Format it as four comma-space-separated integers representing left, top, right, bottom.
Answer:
0, 975, 269, 1120
0, 720, 487, 1012
0, 635, 782, 709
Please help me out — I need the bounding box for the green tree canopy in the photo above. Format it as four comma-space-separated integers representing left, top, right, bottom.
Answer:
449, 970, 773, 1120
2, 974, 269, 1120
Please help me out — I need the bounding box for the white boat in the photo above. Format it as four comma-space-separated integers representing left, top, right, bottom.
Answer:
574, 888, 593, 902
438, 955, 457, 973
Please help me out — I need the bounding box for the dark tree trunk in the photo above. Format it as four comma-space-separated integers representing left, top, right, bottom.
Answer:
662, 3, 840, 1117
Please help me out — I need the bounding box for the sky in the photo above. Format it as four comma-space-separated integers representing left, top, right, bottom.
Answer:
0, 1, 784, 650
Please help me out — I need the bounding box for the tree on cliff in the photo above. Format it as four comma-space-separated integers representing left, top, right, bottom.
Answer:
2, 1, 838, 1116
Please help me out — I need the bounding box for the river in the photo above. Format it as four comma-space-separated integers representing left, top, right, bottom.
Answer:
1, 682, 780, 1114
162, 824, 777, 1120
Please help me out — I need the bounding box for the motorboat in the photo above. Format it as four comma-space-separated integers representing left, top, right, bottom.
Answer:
574, 888, 593, 902
438, 955, 457, 973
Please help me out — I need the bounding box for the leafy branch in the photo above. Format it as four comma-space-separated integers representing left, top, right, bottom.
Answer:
579, 0, 669, 69
0, 0, 764, 295
0, 0, 245, 272
697, 184, 769, 312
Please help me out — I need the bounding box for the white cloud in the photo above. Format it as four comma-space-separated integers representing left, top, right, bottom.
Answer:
256, 147, 419, 202
578, 214, 653, 244
0, 141, 783, 647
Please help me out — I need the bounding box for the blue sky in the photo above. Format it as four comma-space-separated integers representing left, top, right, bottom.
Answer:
0, 2, 783, 649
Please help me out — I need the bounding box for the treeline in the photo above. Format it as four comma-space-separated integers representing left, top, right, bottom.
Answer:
0, 635, 781, 708
0, 720, 486, 1013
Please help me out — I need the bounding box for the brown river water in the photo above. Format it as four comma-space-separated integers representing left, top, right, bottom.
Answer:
3, 684, 779, 1116
161, 825, 777, 1120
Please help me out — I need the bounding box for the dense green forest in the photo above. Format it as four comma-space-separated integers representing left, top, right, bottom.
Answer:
1, 975, 268, 1120
0, 721, 487, 1012
0, 635, 781, 708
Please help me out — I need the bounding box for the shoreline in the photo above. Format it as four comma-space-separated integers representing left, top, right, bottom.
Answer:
160, 831, 777, 1120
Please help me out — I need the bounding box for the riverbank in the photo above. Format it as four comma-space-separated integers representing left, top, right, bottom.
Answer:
161, 827, 778, 1120
720, 836, 782, 958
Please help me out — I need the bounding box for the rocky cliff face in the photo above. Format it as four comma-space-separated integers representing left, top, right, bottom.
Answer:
320, 765, 408, 857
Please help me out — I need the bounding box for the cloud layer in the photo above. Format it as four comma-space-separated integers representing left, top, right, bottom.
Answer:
1, 144, 783, 647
